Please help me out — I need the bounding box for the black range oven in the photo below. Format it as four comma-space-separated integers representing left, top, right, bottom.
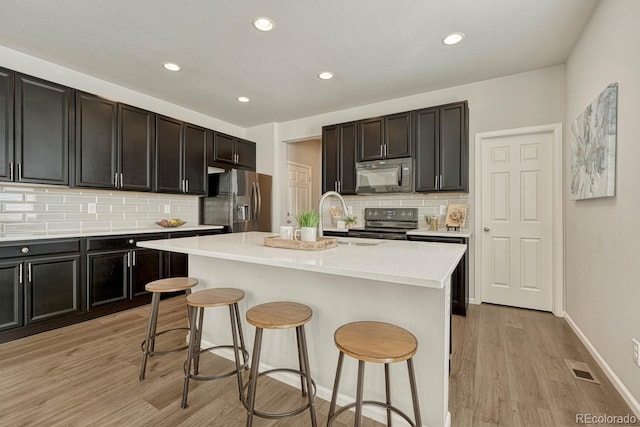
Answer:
347, 208, 418, 240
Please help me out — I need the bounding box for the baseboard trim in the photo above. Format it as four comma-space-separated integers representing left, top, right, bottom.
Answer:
564, 313, 640, 418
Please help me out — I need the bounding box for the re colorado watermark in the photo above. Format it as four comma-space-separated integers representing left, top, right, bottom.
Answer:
576, 413, 637, 424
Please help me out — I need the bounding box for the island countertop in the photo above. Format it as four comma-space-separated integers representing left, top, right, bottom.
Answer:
137, 231, 466, 289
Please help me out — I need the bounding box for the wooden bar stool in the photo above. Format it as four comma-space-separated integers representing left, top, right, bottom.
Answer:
327, 321, 422, 427
181, 288, 249, 408
139, 277, 199, 381
244, 301, 317, 427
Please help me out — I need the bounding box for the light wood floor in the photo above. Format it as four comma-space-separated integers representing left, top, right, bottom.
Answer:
0, 297, 636, 426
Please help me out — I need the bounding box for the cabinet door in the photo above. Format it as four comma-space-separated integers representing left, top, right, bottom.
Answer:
119, 104, 154, 192
183, 124, 207, 195
131, 248, 162, 298
155, 116, 183, 193
235, 139, 256, 170
0, 260, 22, 332
75, 92, 117, 188
439, 102, 468, 192
0, 68, 13, 182
339, 122, 357, 195
167, 252, 188, 278
212, 132, 235, 164
358, 117, 384, 161
87, 250, 129, 308
322, 125, 339, 193
15, 74, 71, 185
25, 254, 81, 324
384, 112, 412, 158
414, 108, 439, 192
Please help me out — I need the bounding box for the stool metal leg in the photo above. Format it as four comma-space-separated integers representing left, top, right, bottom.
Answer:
355, 360, 365, 427
297, 325, 317, 427
246, 327, 264, 427
193, 307, 205, 375
139, 291, 161, 381
229, 303, 245, 402
407, 358, 422, 427
328, 351, 344, 424
295, 326, 308, 397
181, 305, 199, 408
385, 363, 392, 427
234, 303, 249, 369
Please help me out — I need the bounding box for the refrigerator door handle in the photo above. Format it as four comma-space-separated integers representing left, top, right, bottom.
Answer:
256, 181, 262, 220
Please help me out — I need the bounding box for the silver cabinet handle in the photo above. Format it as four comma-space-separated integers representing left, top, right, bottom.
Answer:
236, 153, 239, 164
380, 145, 383, 158
334, 181, 337, 192
338, 181, 341, 193
21, 247, 29, 254
128, 239, 135, 244
126, 252, 131, 268
9, 162, 14, 181
435, 175, 439, 189
119, 173, 123, 188
484, 227, 490, 232
132, 250, 136, 266
17, 163, 22, 181
185, 179, 189, 193
384, 144, 388, 158
18, 264, 23, 284
27, 263, 32, 282
440, 174, 443, 188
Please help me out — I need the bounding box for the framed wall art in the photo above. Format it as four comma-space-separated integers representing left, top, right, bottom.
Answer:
570, 83, 618, 200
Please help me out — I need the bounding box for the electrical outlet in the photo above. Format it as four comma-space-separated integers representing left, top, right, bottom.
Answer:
440, 205, 447, 215
633, 338, 640, 367
164, 205, 170, 214
87, 203, 96, 214
347, 206, 353, 215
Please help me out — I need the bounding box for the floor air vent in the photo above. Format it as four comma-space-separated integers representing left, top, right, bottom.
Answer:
564, 359, 600, 384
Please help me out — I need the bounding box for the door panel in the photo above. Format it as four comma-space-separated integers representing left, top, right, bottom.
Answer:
413, 108, 438, 192
481, 131, 553, 311
26, 255, 81, 323
235, 139, 256, 170
119, 105, 154, 191
322, 126, 339, 193
0, 260, 22, 331
183, 124, 207, 195
384, 112, 411, 158
131, 249, 162, 298
0, 68, 13, 182
87, 250, 129, 308
155, 116, 183, 193
358, 117, 384, 161
213, 132, 235, 164
339, 122, 357, 194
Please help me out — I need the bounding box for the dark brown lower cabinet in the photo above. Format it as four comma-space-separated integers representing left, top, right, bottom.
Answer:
407, 235, 469, 316
0, 239, 82, 338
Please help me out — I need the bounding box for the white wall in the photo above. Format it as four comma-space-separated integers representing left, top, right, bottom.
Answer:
275, 65, 566, 300
564, 0, 640, 410
0, 45, 245, 138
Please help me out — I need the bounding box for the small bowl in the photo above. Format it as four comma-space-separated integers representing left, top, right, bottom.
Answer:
156, 219, 186, 228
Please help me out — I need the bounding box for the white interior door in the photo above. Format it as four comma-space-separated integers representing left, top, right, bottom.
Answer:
286, 162, 312, 224
481, 130, 554, 311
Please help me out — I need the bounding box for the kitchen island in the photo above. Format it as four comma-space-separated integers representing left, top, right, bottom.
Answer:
138, 231, 466, 427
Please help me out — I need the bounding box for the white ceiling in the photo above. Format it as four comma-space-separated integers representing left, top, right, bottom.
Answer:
0, 0, 598, 128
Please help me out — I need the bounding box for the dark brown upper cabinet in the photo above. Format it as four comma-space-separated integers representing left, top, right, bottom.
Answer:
322, 121, 357, 195
75, 92, 118, 188
12, 74, 72, 185
75, 95, 155, 192
210, 132, 256, 171
118, 105, 155, 191
414, 101, 468, 193
358, 112, 412, 162
0, 68, 13, 183
155, 116, 207, 195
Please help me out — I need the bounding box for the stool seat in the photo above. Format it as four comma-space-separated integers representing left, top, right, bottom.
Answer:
187, 288, 245, 308
145, 277, 199, 293
334, 321, 418, 364
246, 302, 312, 329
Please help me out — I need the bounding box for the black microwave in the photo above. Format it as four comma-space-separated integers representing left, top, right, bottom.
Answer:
355, 158, 413, 194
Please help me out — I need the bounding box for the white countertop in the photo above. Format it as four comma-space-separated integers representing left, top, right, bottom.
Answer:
0, 225, 224, 243
138, 231, 466, 289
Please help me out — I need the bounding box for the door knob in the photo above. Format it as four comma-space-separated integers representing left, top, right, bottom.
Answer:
483, 227, 490, 232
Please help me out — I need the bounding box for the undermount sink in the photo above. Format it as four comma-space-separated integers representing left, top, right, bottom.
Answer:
337, 241, 385, 246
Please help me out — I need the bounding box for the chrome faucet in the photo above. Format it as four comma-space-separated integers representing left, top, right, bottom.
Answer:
318, 191, 350, 237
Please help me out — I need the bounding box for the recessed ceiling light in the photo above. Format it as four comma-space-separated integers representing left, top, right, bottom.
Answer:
442, 32, 465, 46
318, 71, 333, 80
253, 17, 274, 32
237, 96, 250, 103
162, 62, 181, 71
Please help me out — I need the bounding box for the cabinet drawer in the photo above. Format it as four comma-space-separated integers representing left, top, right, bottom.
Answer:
0, 239, 81, 259
86, 233, 166, 251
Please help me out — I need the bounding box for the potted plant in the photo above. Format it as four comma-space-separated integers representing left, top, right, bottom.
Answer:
344, 216, 358, 229
295, 210, 320, 242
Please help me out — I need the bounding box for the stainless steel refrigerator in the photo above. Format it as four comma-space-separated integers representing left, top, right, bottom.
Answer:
201, 169, 272, 232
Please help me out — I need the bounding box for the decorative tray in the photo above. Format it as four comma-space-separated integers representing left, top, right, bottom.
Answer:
263, 236, 338, 251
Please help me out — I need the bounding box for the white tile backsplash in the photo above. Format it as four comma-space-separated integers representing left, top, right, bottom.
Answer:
0, 185, 200, 235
